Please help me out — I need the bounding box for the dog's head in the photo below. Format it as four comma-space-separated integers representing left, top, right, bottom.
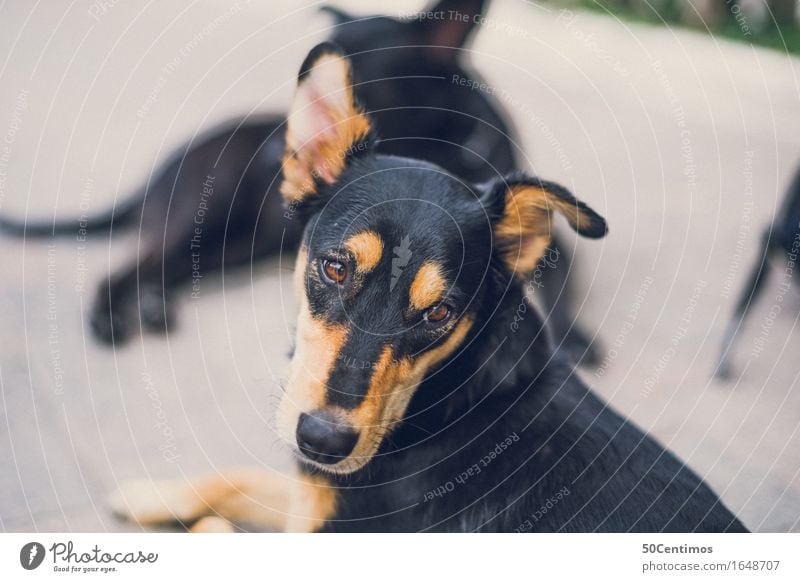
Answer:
277, 43, 607, 474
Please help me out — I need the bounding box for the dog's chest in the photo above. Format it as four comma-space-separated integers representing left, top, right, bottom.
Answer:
326, 460, 456, 532
324, 434, 530, 532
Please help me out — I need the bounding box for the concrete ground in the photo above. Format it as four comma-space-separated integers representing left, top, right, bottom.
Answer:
1, 0, 799, 532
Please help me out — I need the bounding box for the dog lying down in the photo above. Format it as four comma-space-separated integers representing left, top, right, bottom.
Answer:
109, 43, 747, 533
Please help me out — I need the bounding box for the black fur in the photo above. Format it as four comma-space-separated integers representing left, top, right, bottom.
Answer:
715, 162, 800, 379
295, 162, 746, 531
286, 64, 745, 530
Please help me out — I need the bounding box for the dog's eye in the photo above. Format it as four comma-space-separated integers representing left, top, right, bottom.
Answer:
423, 303, 451, 325
321, 259, 347, 285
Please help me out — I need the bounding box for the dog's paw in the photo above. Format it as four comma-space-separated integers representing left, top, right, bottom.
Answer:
714, 357, 735, 381
139, 286, 175, 333
108, 479, 202, 525
90, 305, 131, 346
190, 516, 235, 533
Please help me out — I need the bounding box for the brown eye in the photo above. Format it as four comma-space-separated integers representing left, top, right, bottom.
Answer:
424, 304, 451, 324
321, 259, 347, 285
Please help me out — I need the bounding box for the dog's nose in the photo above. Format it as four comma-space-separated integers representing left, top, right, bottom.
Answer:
296, 410, 358, 464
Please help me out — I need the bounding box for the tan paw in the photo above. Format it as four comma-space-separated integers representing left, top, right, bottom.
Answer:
108, 479, 203, 525
190, 516, 235, 533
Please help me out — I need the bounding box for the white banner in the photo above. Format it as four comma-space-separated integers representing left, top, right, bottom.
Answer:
0, 533, 797, 581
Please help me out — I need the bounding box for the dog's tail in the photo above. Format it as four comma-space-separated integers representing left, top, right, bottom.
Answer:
0, 192, 142, 237
714, 228, 778, 380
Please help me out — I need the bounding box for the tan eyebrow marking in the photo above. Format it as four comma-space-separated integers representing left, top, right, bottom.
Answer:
409, 261, 446, 310
344, 230, 384, 273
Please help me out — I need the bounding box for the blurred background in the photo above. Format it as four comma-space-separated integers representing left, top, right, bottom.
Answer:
565, 0, 800, 52
0, 0, 799, 531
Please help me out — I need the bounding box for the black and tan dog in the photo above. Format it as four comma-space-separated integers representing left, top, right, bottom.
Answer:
715, 163, 800, 379
109, 44, 746, 533
0, 0, 597, 364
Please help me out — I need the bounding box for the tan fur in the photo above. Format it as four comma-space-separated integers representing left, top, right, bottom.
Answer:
286, 473, 337, 533
276, 300, 349, 446
494, 185, 560, 276
345, 230, 384, 273
190, 516, 236, 533
281, 53, 371, 204
409, 261, 447, 310
348, 345, 406, 430
294, 246, 308, 298
109, 468, 293, 531
278, 249, 351, 446
111, 468, 336, 533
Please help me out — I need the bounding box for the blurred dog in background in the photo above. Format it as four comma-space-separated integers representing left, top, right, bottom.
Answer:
716, 162, 800, 379
0, 0, 598, 364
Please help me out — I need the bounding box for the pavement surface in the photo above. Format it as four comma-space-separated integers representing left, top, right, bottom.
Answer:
1, 0, 799, 532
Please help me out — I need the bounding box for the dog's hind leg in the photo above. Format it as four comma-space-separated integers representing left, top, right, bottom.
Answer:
90, 216, 202, 344
90, 250, 177, 345
715, 229, 777, 379
109, 468, 336, 532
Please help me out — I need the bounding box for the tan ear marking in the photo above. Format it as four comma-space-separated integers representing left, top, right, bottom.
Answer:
494, 185, 564, 278
281, 51, 371, 205
409, 261, 447, 310
493, 180, 606, 278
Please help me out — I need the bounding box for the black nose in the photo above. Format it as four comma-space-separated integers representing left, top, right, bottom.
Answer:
296, 411, 358, 464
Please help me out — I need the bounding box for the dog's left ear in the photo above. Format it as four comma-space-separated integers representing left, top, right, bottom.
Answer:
481, 173, 607, 278
281, 42, 372, 207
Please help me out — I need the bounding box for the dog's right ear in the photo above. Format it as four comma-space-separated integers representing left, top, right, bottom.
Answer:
281, 42, 373, 208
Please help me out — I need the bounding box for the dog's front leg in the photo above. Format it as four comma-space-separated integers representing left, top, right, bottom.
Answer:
284, 470, 337, 533
109, 467, 336, 532
189, 516, 237, 533
109, 468, 291, 531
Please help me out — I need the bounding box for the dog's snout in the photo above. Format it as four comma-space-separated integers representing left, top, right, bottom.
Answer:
296, 410, 358, 464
